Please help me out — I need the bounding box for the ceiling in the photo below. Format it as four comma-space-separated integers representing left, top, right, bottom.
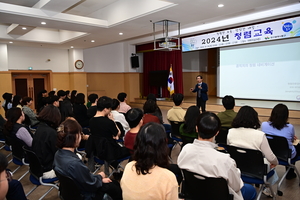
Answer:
0, 0, 299, 50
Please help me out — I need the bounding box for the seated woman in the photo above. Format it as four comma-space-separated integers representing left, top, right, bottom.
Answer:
73, 93, 89, 127
227, 106, 278, 197
142, 99, 161, 125
121, 122, 178, 200
12, 95, 22, 109
32, 105, 61, 179
53, 119, 122, 200
179, 105, 200, 146
22, 97, 39, 126
261, 103, 299, 179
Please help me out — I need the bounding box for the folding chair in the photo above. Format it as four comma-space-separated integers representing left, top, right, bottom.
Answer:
10, 143, 29, 181
215, 127, 230, 144
181, 169, 233, 200
266, 134, 300, 196
23, 146, 59, 199
169, 121, 184, 149
226, 145, 276, 200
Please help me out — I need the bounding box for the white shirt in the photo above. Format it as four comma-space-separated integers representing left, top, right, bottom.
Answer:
111, 110, 130, 132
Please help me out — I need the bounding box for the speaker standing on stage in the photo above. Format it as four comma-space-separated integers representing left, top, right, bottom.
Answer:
190, 75, 208, 113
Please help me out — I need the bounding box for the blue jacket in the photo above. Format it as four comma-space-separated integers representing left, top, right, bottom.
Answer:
192, 82, 208, 101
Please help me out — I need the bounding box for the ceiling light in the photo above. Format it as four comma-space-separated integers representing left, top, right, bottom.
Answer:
41, 22, 46, 25
22, 27, 27, 30
70, 46, 74, 48
119, 32, 123, 35
9, 41, 13, 43
218, 4, 224, 8
91, 40, 95, 43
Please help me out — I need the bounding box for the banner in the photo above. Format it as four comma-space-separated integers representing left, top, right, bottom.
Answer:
168, 66, 174, 95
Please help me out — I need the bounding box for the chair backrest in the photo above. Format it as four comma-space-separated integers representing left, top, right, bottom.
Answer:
226, 145, 267, 179
22, 146, 44, 179
55, 171, 83, 200
181, 169, 233, 200
169, 121, 184, 137
215, 127, 230, 144
23, 114, 31, 126
265, 134, 291, 162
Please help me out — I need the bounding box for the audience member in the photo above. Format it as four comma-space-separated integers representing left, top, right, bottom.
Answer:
117, 92, 131, 114
167, 93, 186, 122
178, 112, 256, 200
65, 90, 71, 102
87, 93, 98, 119
227, 106, 278, 197
111, 99, 130, 132
32, 105, 61, 179
217, 95, 237, 127
53, 119, 122, 200
48, 90, 55, 97
22, 97, 39, 126
73, 93, 89, 127
146, 93, 163, 123
48, 95, 60, 107
57, 90, 74, 122
3, 93, 12, 113
36, 89, 47, 113
179, 105, 200, 146
261, 103, 299, 179
11, 95, 22, 109
70, 90, 77, 104
121, 122, 178, 200
142, 99, 160, 125
124, 108, 143, 153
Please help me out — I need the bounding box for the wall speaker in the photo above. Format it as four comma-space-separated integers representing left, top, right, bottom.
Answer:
131, 56, 139, 68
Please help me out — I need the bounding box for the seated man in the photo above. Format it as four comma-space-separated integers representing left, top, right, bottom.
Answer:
167, 93, 186, 122
117, 92, 131, 114
87, 93, 98, 119
178, 112, 256, 200
217, 95, 237, 127
111, 99, 130, 132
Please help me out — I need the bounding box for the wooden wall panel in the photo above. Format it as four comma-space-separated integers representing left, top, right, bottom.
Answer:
52, 73, 70, 91
0, 71, 12, 116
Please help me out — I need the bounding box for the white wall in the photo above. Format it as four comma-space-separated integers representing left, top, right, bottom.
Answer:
7, 46, 69, 72
0, 44, 8, 71
182, 50, 208, 72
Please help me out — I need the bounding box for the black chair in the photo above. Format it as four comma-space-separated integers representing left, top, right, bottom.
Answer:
55, 171, 83, 200
215, 127, 230, 144
181, 169, 233, 200
22, 146, 59, 199
10, 143, 29, 181
169, 121, 184, 148
226, 145, 276, 200
266, 134, 300, 196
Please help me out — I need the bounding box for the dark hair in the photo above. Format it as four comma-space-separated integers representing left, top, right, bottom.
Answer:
196, 75, 203, 79
172, 93, 184, 106
97, 96, 113, 111
57, 90, 66, 97
4, 107, 22, 133
74, 93, 85, 104
269, 104, 289, 130
133, 122, 169, 175
48, 91, 55, 97
143, 99, 157, 114
117, 92, 127, 102
126, 108, 143, 128
70, 90, 77, 104
21, 97, 32, 106
37, 90, 47, 98
57, 119, 82, 149
12, 95, 22, 107
4, 93, 12, 111
112, 98, 120, 110
0, 153, 8, 172
196, 112, 221, 139
182, 106, 200, 134
37, 105, 61, 128
231, 106, 261, 129
146, 93, 157, 102
65, 90, 70, 96
222, 95, 235, 110
88, 93, 98, 103
48, 95, 59, 104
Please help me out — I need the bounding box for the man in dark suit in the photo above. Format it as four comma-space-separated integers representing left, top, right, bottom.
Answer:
190, 75, 208, 112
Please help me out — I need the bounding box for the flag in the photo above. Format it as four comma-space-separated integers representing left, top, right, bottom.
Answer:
168, 65, 174, 95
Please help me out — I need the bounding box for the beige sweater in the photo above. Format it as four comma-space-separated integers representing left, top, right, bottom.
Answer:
121, 161, 178, 200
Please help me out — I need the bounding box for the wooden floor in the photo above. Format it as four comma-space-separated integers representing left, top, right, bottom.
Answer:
2, 97, 300, 200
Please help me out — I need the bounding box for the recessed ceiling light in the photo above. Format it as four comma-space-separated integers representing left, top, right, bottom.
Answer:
218, 4, 224, 8
91, 40, 95, 43
119, 32, 123, 35
70, 46, 74, 48
41, 22, 46, 25
22, 27, 27, 30
9, 41, 13, 43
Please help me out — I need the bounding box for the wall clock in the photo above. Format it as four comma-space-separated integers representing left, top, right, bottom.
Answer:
75, 60, 84, 69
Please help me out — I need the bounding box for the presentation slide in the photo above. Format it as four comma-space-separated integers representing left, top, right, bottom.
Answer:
218, 37, 300, 101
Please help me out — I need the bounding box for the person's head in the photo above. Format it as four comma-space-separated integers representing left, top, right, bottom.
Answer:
4, 107, 24, 132
74, 93, 85, 104
48, 95, 60, 107
126, 108, 143, 128
38, 89, 47, 98
12, 95, 22, 107
0, 153, 9, 199
231, 106, 260, 129
143, 99, 157, 114
4, 93, 12, 102
88, 93, 98, 104
196, 112, 221, 139
222, 95, 235, 110
37, 105, 61, 128
111, 98, 120, 110
48, 91, 55, 97
117, 92, 127, 102
146, 93, 157, 102
183, 105, 200, 133
71, 90, 77, 97
196, 75, 203, 83
172, 93, 184, 106
269, 104, 289, 130
57, 119, 82, 149
97, 96, 113, 112
57, 90, 66, 99
21, 97, 33, 106
133, 122, 169, 175
65, 90, 70, 97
